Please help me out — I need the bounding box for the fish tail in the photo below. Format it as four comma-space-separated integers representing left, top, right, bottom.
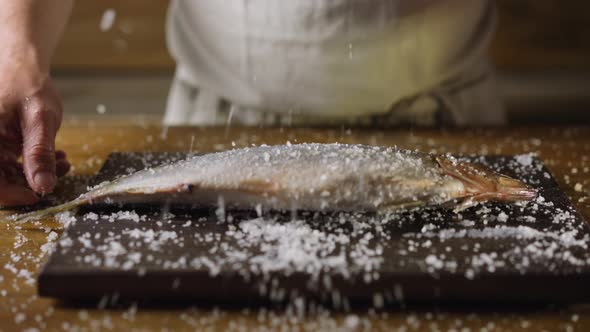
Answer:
9, 198, 86, 224
435, 155, 537, 202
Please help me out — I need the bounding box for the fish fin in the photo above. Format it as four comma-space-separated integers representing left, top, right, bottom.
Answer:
435, 156, 492, 193
452, 198, 478, 213
436, 155, 537, 203
452, 193, 499, 213
9, 198, 86, 224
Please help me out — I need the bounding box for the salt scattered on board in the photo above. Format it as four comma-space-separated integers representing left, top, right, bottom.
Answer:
28, 152, 590, 312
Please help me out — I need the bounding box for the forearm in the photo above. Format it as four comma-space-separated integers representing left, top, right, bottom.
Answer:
0, 1, 72, 201
0, 0, 73, 74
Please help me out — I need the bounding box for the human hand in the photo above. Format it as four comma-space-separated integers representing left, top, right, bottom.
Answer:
0, 66, 70, 207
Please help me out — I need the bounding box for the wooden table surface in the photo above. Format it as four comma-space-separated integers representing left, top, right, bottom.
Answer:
1, 121, 589, 331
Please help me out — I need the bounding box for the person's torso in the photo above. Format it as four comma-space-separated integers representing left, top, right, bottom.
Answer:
167, 0, 494, 117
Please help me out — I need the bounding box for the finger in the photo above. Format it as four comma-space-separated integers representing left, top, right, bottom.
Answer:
0, 180, 39, 207
56, 158, 71, 177
20, 100, 60, 195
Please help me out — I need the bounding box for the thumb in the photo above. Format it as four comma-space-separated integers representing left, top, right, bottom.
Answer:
20, 102, 59, 195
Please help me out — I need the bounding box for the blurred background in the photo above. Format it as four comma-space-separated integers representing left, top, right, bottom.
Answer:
53, 0, 590, 125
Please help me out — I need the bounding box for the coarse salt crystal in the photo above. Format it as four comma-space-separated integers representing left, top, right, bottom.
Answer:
344, 314, 360, 328
515, 154, 534, 167
425, 255, 443, 269
59, 237, 73, 247
85, 212, 99, 221
40, 242, 55, 254
47, 231, 58, 242
14, 313, 25, 324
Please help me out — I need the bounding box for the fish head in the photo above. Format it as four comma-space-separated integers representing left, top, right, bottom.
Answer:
435, 155, 538, 203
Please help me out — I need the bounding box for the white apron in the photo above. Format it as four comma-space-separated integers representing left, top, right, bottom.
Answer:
164, 0, 503, 126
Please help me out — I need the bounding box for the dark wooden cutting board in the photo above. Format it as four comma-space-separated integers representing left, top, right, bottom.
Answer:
38, 152, 590, 305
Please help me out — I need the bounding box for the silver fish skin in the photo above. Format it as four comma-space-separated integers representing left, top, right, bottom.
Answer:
11, 144, 537, 222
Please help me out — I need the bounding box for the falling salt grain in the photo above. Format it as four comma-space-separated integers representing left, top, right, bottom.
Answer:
96, 104, 107, 114
97, 296, 109, 310
215, 196, 226, 221
574, 183, 583, 192
372, 293, 384, 308
100, 9, 116, 32
78, 310, 89, 321
497, 212, 508, 222
172, 278, 181, 289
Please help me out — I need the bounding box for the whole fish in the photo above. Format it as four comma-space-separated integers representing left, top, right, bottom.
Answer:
12, 143, 537, 222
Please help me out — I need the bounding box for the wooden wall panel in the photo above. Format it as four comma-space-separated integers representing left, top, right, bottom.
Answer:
52, 0, 173, 71
492, 0, 590, 71
51, 1, 590, 72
